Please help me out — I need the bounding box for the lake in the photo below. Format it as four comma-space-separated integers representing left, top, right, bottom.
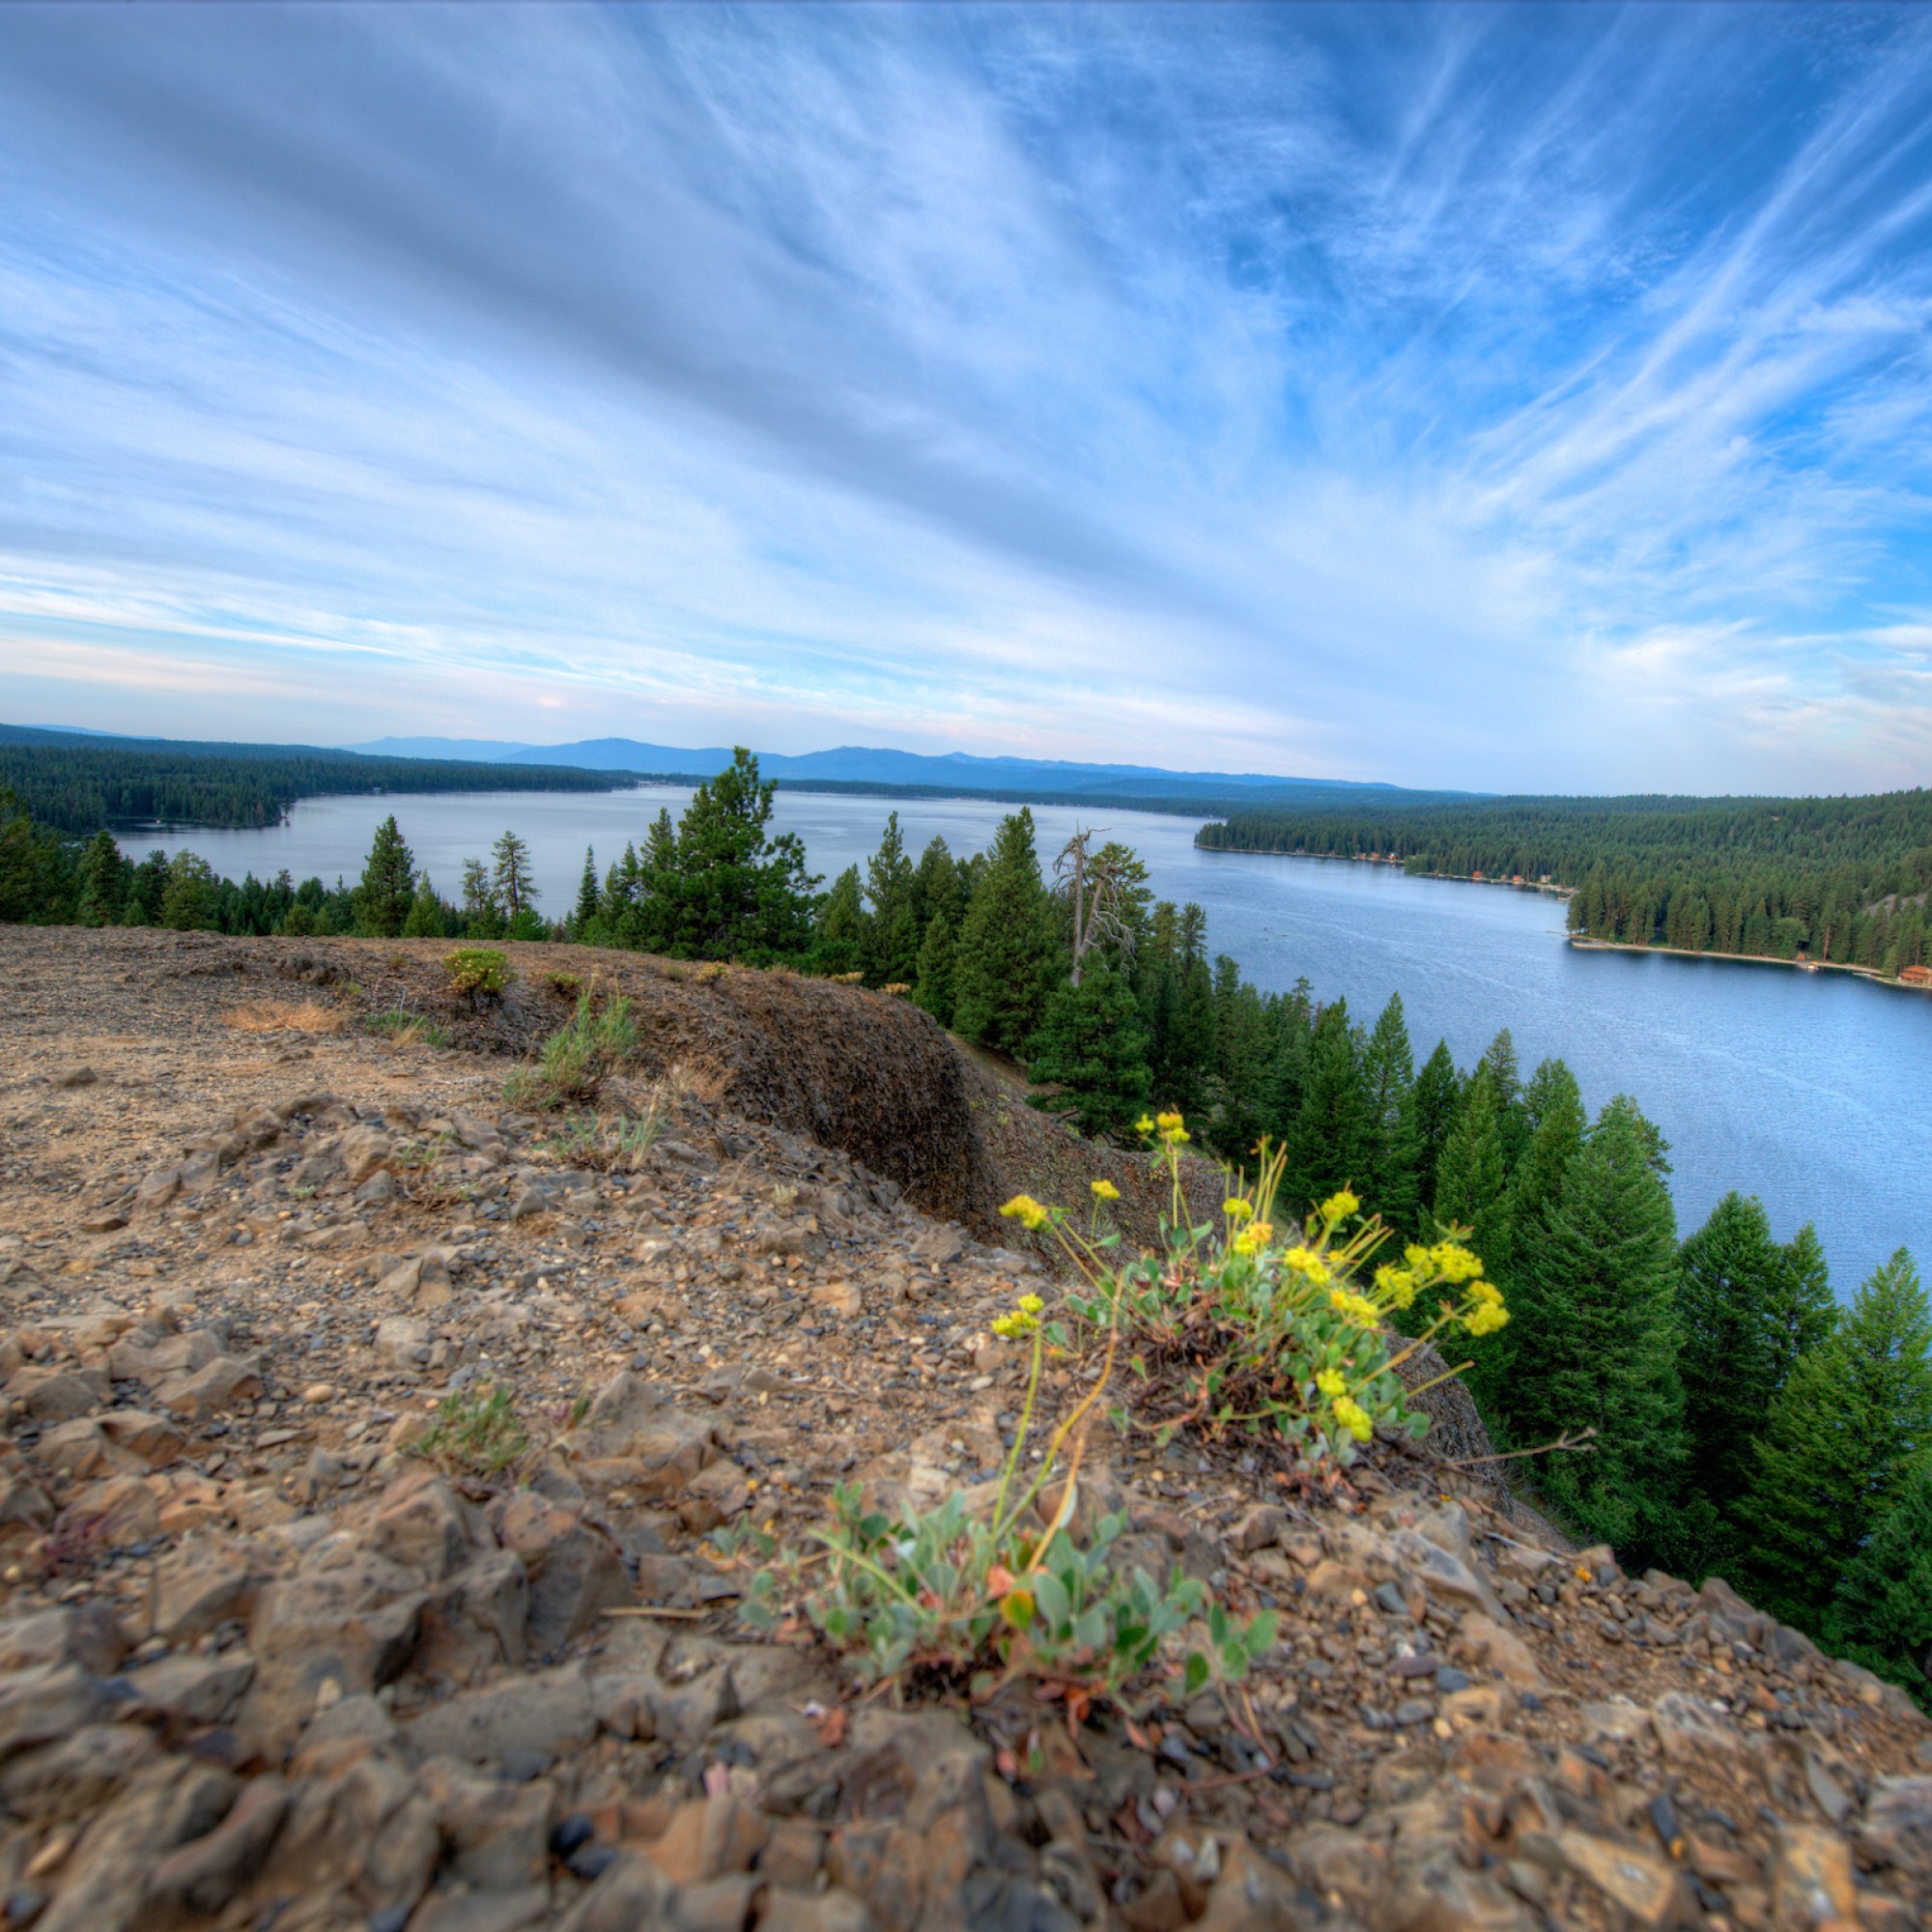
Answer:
123, 786, 1932, 1294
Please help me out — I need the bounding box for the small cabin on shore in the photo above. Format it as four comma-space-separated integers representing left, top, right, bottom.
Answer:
1901, 965, 1932, 988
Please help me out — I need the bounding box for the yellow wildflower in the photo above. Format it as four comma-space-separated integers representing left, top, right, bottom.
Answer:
1431, 1242, 1484, 1284
1232, 1221, 1274, 1257
1018, 1293, 1044, 1316
1463, 1302, 1510, 1338
1374, 1264, 1417, 1310
1404, 1244, 1432, 1271
1315, 1368, 1348, 1399
1090, 1179, 1121, 1202
1327, 1289, 1380, 1328
999, 1194, 1050, 1231
1319, 1188, 1359, 1225
1468, 1278, 1503, 1306
1223, 1198, 1254, 1222
1283, 1246, 1332, 1285
1331, 1395, 1374, 1442
1156, 1110, 1184, 1134
1135, 1115, 1156, 1135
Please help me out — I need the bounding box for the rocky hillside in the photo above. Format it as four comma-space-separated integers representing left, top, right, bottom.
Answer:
0, 925, 1925, 1932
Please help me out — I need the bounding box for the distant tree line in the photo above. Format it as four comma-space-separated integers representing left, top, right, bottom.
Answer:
0, 733, 626, 834
6, 754, 1928, 1704
1199, 790, 1932, 978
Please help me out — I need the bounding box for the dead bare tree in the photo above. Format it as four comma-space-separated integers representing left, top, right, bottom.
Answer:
1055, 827, 1137, 986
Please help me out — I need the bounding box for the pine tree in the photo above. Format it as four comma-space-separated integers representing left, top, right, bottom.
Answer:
1208, 957, 1271, 1158
1433, 1071, 1513, 1282
1432, 1071, 1515, 1413
402, 871, 445, 938
74, 829, 125, 926
1501, 1096, 1688, 1564
813, 866, 870, 977
1478, 1029, 1529, 1172
355, 814, 416, 937
491, 831, 537, 926
1411, 1041, 1463, 1230
1281, 1001, 1370, 1217
571, 846, 601, 939
1777, 1224, 1836, 1378
461, 857, 504, 938
160, 852, 220, 931
1740, 1251, 1932, 1632
863, 812, 920, 987
1507, 1059, 1585, 1231
1359, 994, 1420, 1234
1678, 1194, 1830, 1534
950, 809, 1060, 1056
1825, 1458, 1932, 1712
912, 906, 959, 1026
636, 751, 817, 963
1027, 957, 1153, 1137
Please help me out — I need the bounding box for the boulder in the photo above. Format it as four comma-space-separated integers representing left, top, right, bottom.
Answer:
405, 1663, 596, 1766
489, 1492, 633, 1652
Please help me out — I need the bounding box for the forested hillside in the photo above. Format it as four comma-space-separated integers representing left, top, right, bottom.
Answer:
0, 726, 628, 832
1200, 790, 1932, 976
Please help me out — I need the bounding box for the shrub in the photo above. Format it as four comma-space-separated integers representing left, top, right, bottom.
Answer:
696, 960, 728, 984
363, 1009, 450, 1049
504, 990, 638, 1110
444, 947, 510, 999
1034, 1113, 1506, 1470
721, 1268, 1274, 1720
547, 970, 584, 997
414, 1382, 527, 1476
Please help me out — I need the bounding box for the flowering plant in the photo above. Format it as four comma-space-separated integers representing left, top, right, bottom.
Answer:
1021, 1122, 1506, 1468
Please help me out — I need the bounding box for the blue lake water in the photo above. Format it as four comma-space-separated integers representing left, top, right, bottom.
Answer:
124, 786, 1932, 1295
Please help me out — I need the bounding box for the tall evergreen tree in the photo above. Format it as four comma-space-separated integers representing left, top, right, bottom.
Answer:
911, 837, 962, 955
912, 904, 960, 1026
1359, 994, 1421, 1234
1281, 1000, 1370, 1216
460, 857, 503, 938
1740, 1251, 1932, 1632
74, 829, 126, 927
863, 812, 920, 986
1507, 1059, 1585, 1231
1477, 1029, 1529, 1171
950, 809, 1059, 1056
1028, 957, 1153, 1137
1502, 1096, 1688, 1564
1825, 1458, 1932, 1713
402, 870, 446, 938
355, 815, 416, 938
491, 830, 536, 923
1433, 1071, 1513, 1283
571, 846, 601, 938
1410, 1041, 1463, 1229
1678, 1195, 1832, 1537
813, 866, 870, 978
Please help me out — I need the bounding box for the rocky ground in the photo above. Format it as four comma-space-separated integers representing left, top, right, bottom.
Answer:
0, 924, 1926, 1932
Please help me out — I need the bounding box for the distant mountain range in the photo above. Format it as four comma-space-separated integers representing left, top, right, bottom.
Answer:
347, 736, 1416, 806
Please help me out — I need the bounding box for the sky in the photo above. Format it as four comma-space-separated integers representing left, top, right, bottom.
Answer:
2, 5, 1931, 793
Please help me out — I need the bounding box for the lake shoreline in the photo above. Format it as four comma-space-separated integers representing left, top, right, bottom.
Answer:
1195, 844, 1930, 995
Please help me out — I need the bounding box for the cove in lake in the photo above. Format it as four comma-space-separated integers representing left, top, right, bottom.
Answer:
123, 786, 1932, 1295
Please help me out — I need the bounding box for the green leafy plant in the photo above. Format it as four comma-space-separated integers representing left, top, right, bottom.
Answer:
414, 1382, 527, 1476
504, 989, 637, 1109
1018, 1113, 1506, 1469
444, 947, 511, 999
547, 969, 584, 997
363, 1009, 450, 1048
721, 1273, 1273, 1720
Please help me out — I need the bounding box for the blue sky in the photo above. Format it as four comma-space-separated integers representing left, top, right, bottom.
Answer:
2, 4, 1930, 792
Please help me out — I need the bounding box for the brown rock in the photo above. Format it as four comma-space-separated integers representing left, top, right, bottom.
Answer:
98, 1407, 185, 1467
147, 1771, 288, 1914
6, 1368, 100, 1423
1457, 1611, 1545, 1690
1856, 1776, 1932, 1876
128, 1648, 256, 1726
405, 1663, 596, 1766
1770, 1823, 1859, 1930
0, 1662, 113, 1759
151, 1539, 261, 1642
152, 1352, 263, 1416
489, 1492, 632, 1650
0, 1722, 159, 1822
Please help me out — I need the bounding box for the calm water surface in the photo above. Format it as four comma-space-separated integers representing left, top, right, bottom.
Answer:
126, 788, 1932, 1293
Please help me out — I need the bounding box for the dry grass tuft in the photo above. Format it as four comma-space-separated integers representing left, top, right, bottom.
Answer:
224, 999, 346, 1035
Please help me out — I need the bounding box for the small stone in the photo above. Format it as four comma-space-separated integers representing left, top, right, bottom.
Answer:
301, 1383, 334, 1406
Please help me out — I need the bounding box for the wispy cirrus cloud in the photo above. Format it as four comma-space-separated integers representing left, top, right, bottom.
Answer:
0, 4, 1930, 789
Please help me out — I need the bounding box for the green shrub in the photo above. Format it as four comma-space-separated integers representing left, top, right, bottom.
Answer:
444, 947, 510, 999
362, 1009, 450, 1049
504, 990, 638, 1110
414, 1382, 527, 1476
